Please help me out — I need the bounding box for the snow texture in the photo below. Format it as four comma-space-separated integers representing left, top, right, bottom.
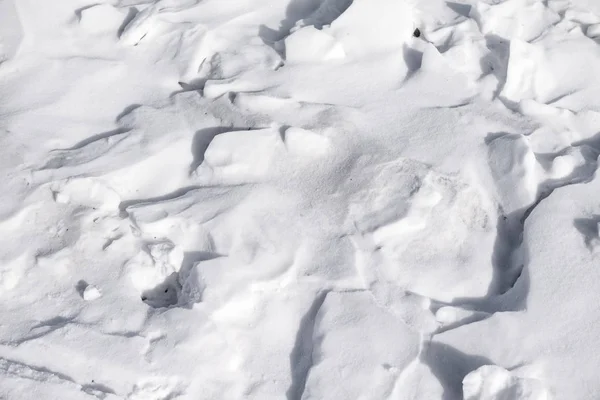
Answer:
1, 0, 600, 399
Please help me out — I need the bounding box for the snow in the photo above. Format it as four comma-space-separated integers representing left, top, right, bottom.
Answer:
1, 0, 600, 399
463, 365, 550, 400
82, 285, 102, 301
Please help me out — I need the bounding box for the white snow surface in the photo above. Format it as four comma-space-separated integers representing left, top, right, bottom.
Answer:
1, 0, 600, 399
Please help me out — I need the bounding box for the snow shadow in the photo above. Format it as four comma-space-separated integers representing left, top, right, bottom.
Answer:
447, 207, 531, 315
445, 1, 471, 17
258, 0, 354, 58
140, 251, 221, 309
450, 126, 600, 314
421, 342, 495, 400
403, 44, 423, 72
119, 186, 202, 217
178, 250, 221, 292
115, 103, 141, 121
170, 78, 209, 97
479, 34, 510, 100
574, 214, 600, 250
117, 7, 139, 38
190, 126, 259, 172
258, 0, 321, 48
75, 279, 89, 298
141, 272, 180, 308
286, 291, 328, 400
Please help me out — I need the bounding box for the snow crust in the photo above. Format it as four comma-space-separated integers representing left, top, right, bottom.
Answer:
2, 0, 600, 399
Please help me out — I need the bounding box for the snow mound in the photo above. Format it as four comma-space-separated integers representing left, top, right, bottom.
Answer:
502, 35, 600, 105
78, 4, 127, 36
302, 291, 420, 399
463, 365, 551, 400
285, 0, 415, 62
285, 26, 345, 63
196, 128, 285, 183
470, 0, 560, 41
486, 133, 539, 213
349, 158, 496, 301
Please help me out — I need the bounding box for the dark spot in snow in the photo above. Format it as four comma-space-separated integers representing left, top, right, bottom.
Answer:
164, 288, 168, 293
141, 296, 147, 301
413, 28, 421, 38
75, 280, 88, 297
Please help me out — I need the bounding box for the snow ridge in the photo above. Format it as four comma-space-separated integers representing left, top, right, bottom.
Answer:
2, 0, 600, 399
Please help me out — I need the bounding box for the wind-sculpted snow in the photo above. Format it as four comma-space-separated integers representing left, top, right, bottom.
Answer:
0, 0, 23, 63
2, 0, 600, 399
